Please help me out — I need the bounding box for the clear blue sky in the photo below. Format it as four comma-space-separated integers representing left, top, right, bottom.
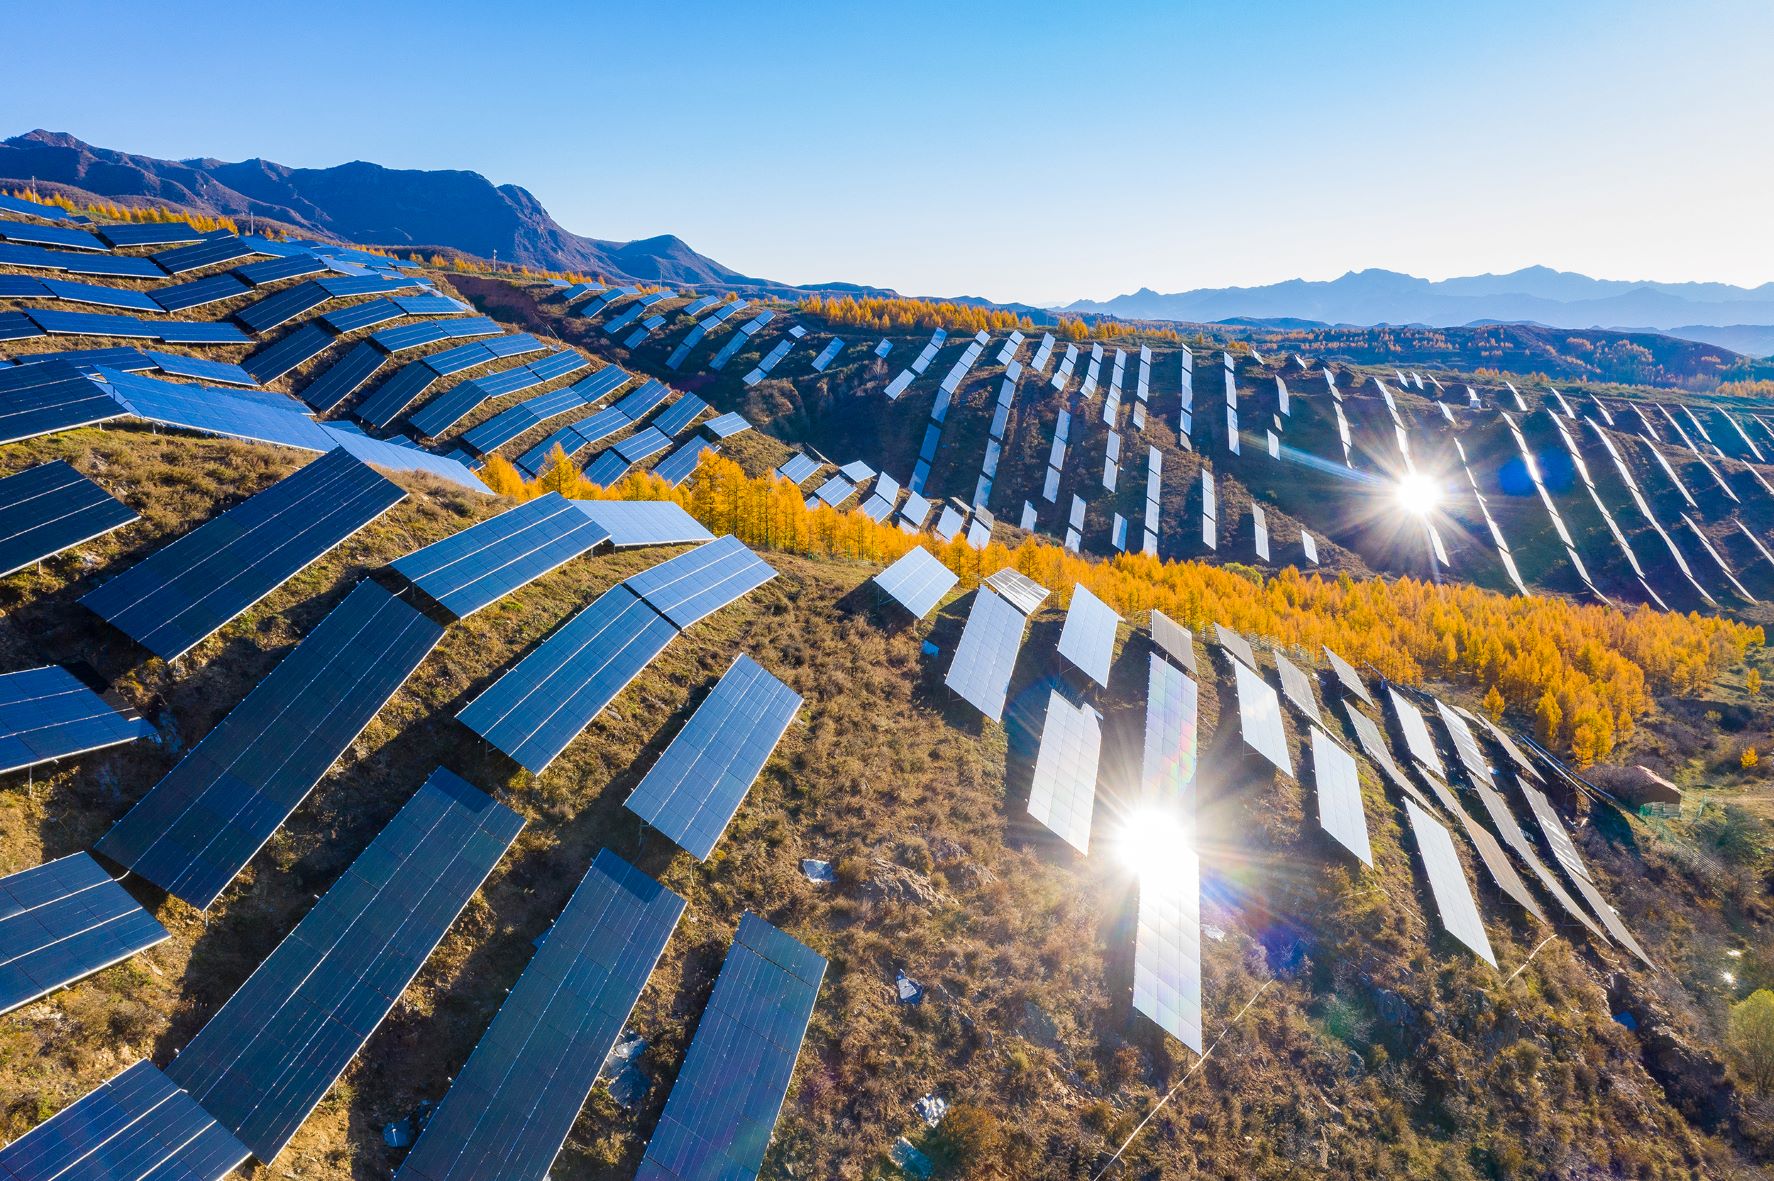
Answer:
7, 0, 1771, 305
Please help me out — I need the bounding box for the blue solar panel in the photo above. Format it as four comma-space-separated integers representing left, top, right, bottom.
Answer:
0, 193, 71, 222
233, 280, 331, 333
457, 379, 598, 457
0, 852, 168, 1016
389, 493, 610, 620
25, 309, 159, 340
418, 340, 495, 376
614, 425, 673, 465
319, 296, 403, 334
652, 438, 718, 486
149, 272, 250, 313
0, 459, 137, 578
0, 1060, 249, 1181
355, 362, 440, 427
317, 274, 419, 299
0, 222, 107, 251
651, 392, 708, 438
515, 406, 630, 478
296, 342, 385, 412
396, 294, 468, 315
96, 221, 207, 247
0, 664, 151, 775
583, 450, 631, 488
0, 361, 123, 443
372, 316, 499, 353
458, 583, 677, 774
83, 450, 404, 661
626, 655, 801, 860
613, 378, 673, 421
0, 241, 163, 277
703, 411, 751, 438
482, 333, 546, 360
0, 312, 45, 343
0, 276, 47, 298
163, 770, 524, 1165
409, 361, 554, 438
38, 278, 161, 312
240, 322, 335, 382
624, 534, 777, 629
151, 320, 252, 346
392, 850, 684, 1181
151, 235, 260, 275
95, 367, 336, 451
141, 350, 256, 387
235, 253, 327, 286
635, 914, 824, 1181
95, 581, 445, 909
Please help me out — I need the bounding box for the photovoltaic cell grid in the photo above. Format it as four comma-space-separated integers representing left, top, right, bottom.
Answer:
393, 850, 684, 1181
982, 567, 1049, 616
0, 852, 168, 1016
572, 499, 713, 549
0, 460, 136, 577
163, 769, 524, 1165
82, 449, 404, 661
1231, 659, 1293, 777
1027, 690, 1102, 853
775, 453, 821, 485
95, 582, 443, 909
1403, 797, 1496, 966
624, 533, 778, 629
1134, 850, 1202, 1053
1323, 645, 1373, 705
634, 914, 824, 1181
944, 589, 1027, 722
872, 546, 957, 619
1213, 623, 1255, 670
1309, 727, 1372, 865
0, 1060, 249, 1181
1149, 610, 1198, 675
1273, 652, 1322, 724
0, 665, 151, 776
1141, 655, 1199, 809
1386, 687, 1447, 780
1054, 585, 1120, 688
651, 439, 717, 487
626, 655, 802, 860
95, 367, 335, 453
389, 494, 610, 621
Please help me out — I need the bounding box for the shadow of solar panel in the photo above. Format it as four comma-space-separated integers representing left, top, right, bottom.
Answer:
0, 852, 168, 1016
872, 546, 957, 619
1055, 585, 1119, 687
394, 850, 684, 1181
572, 500, 713, 549
1134, 850, 1201, 1052
233, 280, 330, 333
1309, 726, 1371, 865
0, 460, 137, 578
626, 656, 801, 860
1231, 659, 1292, 777
624, 534, 776, 630
164, 770, 522, 1165
82, 450, 403, 661
0, 665, 151, 776
944, 589, 1026, 722
95, 582, 443, 908
389, 494, 610, 621
1274, 653, 1322, 724
95, 367, 334, 452
1386, 687, 1447, 780
459, 584, 677, 775
0, 1059, 249, 1181
1141, 654, 1198, 809
242, 323, 335, 384
635, 913, 823, 1181
1403, 797, 1496, 967
1027, 689, 1102, 853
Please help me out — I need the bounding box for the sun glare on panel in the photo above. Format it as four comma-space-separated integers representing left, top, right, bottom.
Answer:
1393, 470, 1442, 517
1117, 805, 1192, 888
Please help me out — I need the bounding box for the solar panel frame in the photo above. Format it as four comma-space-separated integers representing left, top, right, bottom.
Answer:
1309, 726, 1372, 865
0, 459, 138, 578
1026, 689, 1102, 853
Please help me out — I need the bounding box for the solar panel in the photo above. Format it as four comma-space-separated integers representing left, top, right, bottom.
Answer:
1055, 585, 1120, 687
152, 234, 260, 275
390, 494, 610, 620
0, 241, 164, 278
98, 220, 206, 247
459, 584, 677, 775
1386, 687, 1447, 780
141, 350, 256, 387
354, 363, 441, 427
240, 322, 335, 383
944, 589, 1027, 721
873, 546, 957, 619
232, 280, 330, 333
82, 450, 403, 661
95, 367, 335, 452
163, 769, 523, 1165
626, 655, 801, 859
1027, 690, 1102, 853
812, 473, 855, 510
34, 277, 160, 312
321, 427, 490, 494
1447, 798, 1548, 925
0, 851, 168, 1016
1434, 700, 1495, 791
1402, 797, 1496, 966
236, 253, 327, 287
650, 392, 708, 438
151, 272, 251, 313
1231, 659, 1292, 777
572, 499, 713, 548
0, 665, 151, 776
1213, 623, 1256, 670
0, 460, 137, 578
982, 567, 1048, 616
634, 914, 823, 1181
1140, 655, 1198, 808
1308, 727, 1371, 865
614, 425, 673, 465
1273, 653, 1322, 724
898, 490, 934, 528
95, 582, 443, 908
0, 222, 106, 251
297, 342, 386, 411
1133, 848, 1201, 1053
625, 534, 777, 629
704, 411, 751, 439
0, 361, 123, 443
1323, 645, 1372, 705
393, 849, 683, 1181
0, 1060, 250, 1181
652, 439, 717, 486
1149, 610, 1198, 675
318, 296, 403, 335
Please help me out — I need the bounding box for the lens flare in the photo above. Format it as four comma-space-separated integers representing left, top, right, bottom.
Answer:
1393, 471, 1441, 516
1117, 805, 1192, 887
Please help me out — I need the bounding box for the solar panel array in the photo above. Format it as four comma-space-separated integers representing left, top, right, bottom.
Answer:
1308, 726, 1372, 865
624, 533, 778, 629
0, 851, 168, 1016
708, 311, 774, 371
0, 459, 137, 577
1054, 584, 1120, 687
0, 664, 152, 776
1230, 658, 1292, 777
1141, 654, 1199, 808
872, 545, 957, 619
626, 654, 802, 860
944, 587, 1028, 722
1027, 690, 1102, 853
163, 769, 524, 1164
666, 299, 745, 369
83, 449, 404, 660
389, 494, 609, 620
1403, 797, 1496, 966
634, 914, 824, 1181
393, 850, 685, 1181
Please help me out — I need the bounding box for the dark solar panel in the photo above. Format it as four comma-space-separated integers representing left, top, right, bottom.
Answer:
0, 1060, 249, 1181
0, 241, 163, 278
457, 383, 594, 456
0, 665, 150, 776
624, 534, 777, 629
235, 253, 326, 287
626, 655, 801, 860
241, 323, 336, 384
651, 439, 717, 487
614, 425, 672, 465
0, 312, 46, 343
11, 347, 152, 371
0, 460, 137, 578
0, 851, 168, 1016
297, 342, 387, 412
316, 297, 401, 335
0, 222, 107, 251
152, 235, 259, 275
408, 359, 556, 438
39, 277, 160, 312
82, 450, 404, 661
583, 451, 631, 488
458, 584, 677, 774
149, 272, 250, 313
372, 316, 499, 354
612, 378, 672, 421
26, 309, 160, 340
95, 582, 444, 909
97, 221, 206, 247
421, 341, 498, 377
355, 362, 441, 427
390, 493, 609, 620
164, 769, 523, 1165
0, 360, 124, 443
151, 320, 251, 346
514, 404, 634, 477
233, 280, 330, 333
650, 392, 708, 438
393, 850, 684, 1181
635, 914, 823, 1181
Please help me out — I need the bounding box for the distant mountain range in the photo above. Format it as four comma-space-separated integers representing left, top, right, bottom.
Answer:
1064, 268, 1774, 355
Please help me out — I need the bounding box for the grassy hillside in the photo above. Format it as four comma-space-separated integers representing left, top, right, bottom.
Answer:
1, 424, 1773, 1179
